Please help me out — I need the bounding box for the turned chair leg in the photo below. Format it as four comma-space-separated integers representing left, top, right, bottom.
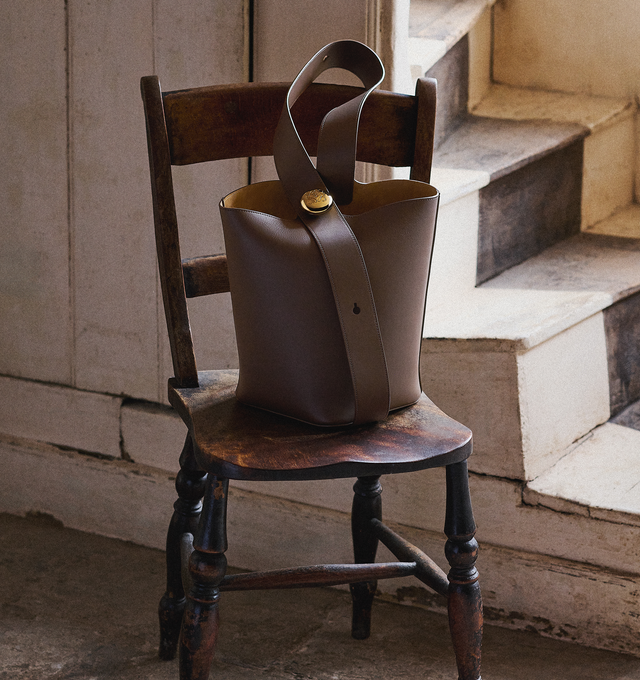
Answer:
445, 461, 483, 680
350, 475, 382, 639
159, 436, 208, 660
180, 475, 229, 680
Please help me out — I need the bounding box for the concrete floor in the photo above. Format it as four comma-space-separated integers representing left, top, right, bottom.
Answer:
2, 513, 640, 680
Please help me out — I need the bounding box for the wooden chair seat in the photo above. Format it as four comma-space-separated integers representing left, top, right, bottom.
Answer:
169, 370, 472, 481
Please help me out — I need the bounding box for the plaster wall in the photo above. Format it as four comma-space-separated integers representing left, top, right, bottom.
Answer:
0, 0, 422, 544
493, 0, 640, 99
253, 0, 410, 91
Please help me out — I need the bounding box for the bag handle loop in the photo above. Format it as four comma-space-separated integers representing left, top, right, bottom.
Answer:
273, 41, 390, 425
275, 40, 384, 207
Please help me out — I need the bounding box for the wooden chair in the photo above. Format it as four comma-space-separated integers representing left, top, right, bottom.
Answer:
140, 74, 482, 680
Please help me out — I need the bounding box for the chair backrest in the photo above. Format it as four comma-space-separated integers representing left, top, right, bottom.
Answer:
140, 76, 437, 389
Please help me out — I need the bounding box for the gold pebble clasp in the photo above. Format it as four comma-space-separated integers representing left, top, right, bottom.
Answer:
300, 189, 333, 214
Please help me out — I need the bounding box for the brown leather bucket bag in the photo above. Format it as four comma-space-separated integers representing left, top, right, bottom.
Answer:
220, 40, 439, 427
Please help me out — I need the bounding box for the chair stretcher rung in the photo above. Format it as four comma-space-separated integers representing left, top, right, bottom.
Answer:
370, 518, 449, 597
218, 561, 416, 591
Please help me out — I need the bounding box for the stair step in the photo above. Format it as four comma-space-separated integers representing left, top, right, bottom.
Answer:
427, 228, 640, 347
474, 84, 637, 230
429, 84, 635, 285
409, 0, 496, 76
612, 397, 640, 431
525, 422, 640, 527
422, 215, 640, 482
429, 229, 640, 416
408, 0, 495, 140
434, 115, 586, 180
435, 115, 587, 282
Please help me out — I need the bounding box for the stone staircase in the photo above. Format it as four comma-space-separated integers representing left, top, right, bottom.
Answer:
403, 0, 640, 655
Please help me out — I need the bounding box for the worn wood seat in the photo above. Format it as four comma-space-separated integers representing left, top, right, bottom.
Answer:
141, 73, 482, 680
169, 369, 471, 480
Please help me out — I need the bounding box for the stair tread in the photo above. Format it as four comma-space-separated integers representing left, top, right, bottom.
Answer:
526, 422, 640, 526
482, 231, 640, 302
433, 115, 587, 181
426, 230, 640, 348
432, 84, 634, 184
473, 83, 634, 133
410, 0, 495, 44
611, 398, 640, 430
430, 166, 490, 204
586, 204, 640, 239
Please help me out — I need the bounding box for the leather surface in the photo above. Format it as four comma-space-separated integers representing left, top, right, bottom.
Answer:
220, 40, 440, 426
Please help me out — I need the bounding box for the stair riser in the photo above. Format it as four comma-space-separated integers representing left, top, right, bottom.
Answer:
421, 313, 610, 481
605, 290, 640, 415
582, 115, 636, 229
426, 34, 469, 148
477, 140, 583, 283
427, 188, 481, 304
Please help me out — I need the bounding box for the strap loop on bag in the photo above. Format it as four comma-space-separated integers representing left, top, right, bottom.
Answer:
273, 41, 390, 425
275, 40, 384, 208
315, 41, 384, 204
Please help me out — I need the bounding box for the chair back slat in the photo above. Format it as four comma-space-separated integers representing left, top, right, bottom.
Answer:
141, 73, 437, 387
163, 82, 421, 169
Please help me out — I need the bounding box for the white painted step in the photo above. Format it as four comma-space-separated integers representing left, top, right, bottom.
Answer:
526, 422, 640, 527
408, 0, 496, 75
428, 85, 636, 307
421, 210, 640, 484
428, 209, 640, 347
473, 84, 636, 230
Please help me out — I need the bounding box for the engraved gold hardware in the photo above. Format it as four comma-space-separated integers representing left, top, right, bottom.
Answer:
301, 189, 333, 214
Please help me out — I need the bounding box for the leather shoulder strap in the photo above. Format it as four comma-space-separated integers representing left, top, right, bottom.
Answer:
273, 41, 389, 425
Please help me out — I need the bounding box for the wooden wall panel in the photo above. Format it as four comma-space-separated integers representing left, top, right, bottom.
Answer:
70, 1, 246, 401
70, 0, 158, 399
0, 3, 71, 383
